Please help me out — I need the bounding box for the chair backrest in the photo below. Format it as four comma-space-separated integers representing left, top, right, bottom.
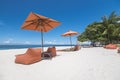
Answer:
47, 47, 52, 52
47, 46, 56, 57
74, 45, 80, 51
26, 48, 42, 56
52, 46, 56, 57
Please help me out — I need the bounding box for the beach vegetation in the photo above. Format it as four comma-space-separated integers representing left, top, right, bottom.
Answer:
78, 11, 120, 45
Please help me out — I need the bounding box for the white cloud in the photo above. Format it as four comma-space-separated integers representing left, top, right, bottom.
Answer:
44, 40, 68, 45
45, 40, 57, 44
4, 41, 10, 44
45, 41, 53, 44
53, 40, 56, 42
3, 38, 13, 44
24, 41, 31, 44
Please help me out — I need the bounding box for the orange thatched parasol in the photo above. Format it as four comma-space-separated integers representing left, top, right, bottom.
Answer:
21, 12, 61, 52
62, 30, 78, 47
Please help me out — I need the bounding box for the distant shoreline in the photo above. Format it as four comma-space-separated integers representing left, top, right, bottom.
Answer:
0, 44, 76, 50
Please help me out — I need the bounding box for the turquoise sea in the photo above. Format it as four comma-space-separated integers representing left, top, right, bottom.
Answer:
0, 44, 74, 50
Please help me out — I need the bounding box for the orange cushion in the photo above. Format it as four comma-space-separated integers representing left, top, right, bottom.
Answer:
51, 47, 56, 57
104, 44, 117, 49
46, 47, 56, 57
27, 48, 41, 56
74, 45, 80, 51
15, 48, 42, 65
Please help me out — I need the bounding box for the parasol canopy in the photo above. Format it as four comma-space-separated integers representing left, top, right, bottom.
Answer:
21, 12, 61, 52
62, 30, 78, 47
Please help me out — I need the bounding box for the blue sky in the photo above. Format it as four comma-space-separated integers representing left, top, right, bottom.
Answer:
0, 0, 120, 45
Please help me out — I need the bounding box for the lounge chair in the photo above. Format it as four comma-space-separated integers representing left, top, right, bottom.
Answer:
74, 45, 81, 51
103, 44, 117, 49
42, 46, 56, 58
15, 48, 42, 65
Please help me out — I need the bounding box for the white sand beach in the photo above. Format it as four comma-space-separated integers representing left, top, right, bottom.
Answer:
0, 47, 120, 80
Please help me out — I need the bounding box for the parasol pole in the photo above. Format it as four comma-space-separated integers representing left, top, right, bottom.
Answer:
41, 30, 44, 53
70, 35, 72, 48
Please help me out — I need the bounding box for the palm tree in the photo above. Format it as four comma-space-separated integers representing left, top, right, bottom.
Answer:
78, 11, 120, 44
101, 11, 120, 43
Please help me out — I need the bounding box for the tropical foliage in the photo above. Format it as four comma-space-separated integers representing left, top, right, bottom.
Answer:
77, 11, 120, 44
